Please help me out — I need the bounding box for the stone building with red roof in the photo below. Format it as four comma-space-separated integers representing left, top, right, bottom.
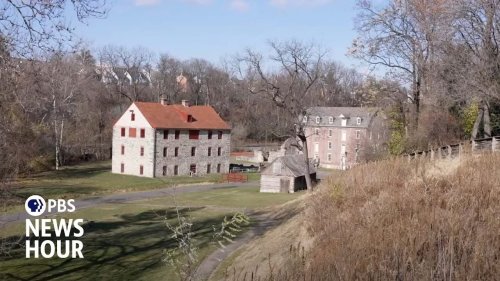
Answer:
112, 99, 231, 177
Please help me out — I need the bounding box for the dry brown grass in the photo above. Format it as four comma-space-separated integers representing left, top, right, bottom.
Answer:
217, 154, 500, 281
210, 197, 311, 281
303, 154, 500, 281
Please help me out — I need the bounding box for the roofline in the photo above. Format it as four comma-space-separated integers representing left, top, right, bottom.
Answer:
154, 127, 232, 130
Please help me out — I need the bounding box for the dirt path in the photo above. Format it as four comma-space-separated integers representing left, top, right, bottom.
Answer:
194, 200, 304, 281
0, 182, 254, 228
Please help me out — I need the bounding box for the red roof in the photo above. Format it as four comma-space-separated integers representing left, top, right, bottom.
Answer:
134, 102, 231, 130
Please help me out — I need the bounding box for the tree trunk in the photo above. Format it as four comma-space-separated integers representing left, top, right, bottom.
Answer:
300, 135, 313, 192
414, 73, 421, 131
53, 96, 60, 171
483, 101, 491, 137
471, 103, 484, 140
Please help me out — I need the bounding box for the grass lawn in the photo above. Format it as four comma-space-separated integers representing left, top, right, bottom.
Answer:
0, 186, 300, 281
6, 161, 261, 208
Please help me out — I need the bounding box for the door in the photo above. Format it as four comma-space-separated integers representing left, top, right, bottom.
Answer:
280, 178, 290, 193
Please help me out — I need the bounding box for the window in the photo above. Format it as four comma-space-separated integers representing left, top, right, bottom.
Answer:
217, 164, 221, 173
121, 128, 126, 137
131, 112, 135, 121
190, 164, 197, 174
163, 130, 168, 139
218, 131, 223, 139
121, 145, 125, 155
327, 153, 332, 162
356, 143, 361, 151
191, 147, 196, 157
328, 117, 334, 124
140, 129, 145, 138
356, 130, 361, 139
207, 164, 211, 174
174, 147, 179, 157
208, 130, 213, 139
342, 130, 347, 141
303, 116, 308, 122
187, 114, 194, 122
175, 130, 180, 139
328, 129, 333, 138
316, 116, 321, 124
314, 143, 319, 153
163, 147, 167, 157
174, 165, 178, 175
328, 142, 332, 150
120, 163, 124, 173
208, 147, 212, 157
162, 166, 167, 176
140, 146, 144, 156
357, 117, 362, 125
341, 119, 347, 127
341, 144, 346, 156
189, 130, 200, 140
217, 147, 222, 156
139, 165, 144, 175
129, 128, 136, 138
315, 128, 320, 135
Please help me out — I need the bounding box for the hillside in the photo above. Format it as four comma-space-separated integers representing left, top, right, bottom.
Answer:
214, 153, 500, 281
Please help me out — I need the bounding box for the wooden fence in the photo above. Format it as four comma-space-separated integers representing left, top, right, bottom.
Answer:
406, 136, 500, 161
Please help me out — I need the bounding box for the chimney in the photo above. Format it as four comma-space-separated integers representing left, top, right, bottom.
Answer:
181, 100, 190, 107
160, 97, 168, 106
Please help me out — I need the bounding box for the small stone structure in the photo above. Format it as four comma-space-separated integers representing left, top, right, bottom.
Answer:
260, 154, 316, 193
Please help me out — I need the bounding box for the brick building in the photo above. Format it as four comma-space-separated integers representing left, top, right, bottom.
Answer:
304, 107, 387, 169
112, 100, 231, 177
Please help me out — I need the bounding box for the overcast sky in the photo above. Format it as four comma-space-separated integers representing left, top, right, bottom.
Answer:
75, 0, 371, 67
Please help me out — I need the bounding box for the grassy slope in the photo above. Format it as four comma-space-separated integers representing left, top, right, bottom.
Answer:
1, 180, 298, 281
305, 154, 500, 280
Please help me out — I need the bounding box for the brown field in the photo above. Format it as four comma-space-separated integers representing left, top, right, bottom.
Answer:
220, 153, 500, 281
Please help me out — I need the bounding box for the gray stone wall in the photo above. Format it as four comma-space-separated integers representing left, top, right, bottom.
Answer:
154, 129, 231, 177
112, 126, 156, 177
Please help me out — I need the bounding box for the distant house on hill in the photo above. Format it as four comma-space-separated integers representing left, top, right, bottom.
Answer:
260, 154, 317, 193
96, 65, 152, 86
112, 99, 231, 177
304, 107, 388, 169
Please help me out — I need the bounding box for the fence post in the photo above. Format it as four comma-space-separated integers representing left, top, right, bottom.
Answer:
430, 149, 435, 161
493, 137, 497, 152
472, 140, 476, 154
448, 145, 452, 159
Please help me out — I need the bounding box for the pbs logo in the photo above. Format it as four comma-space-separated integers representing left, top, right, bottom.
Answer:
25, 195, 46, 217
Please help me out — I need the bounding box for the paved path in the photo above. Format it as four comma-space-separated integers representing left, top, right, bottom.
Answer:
194, 170, 329, 280
0, 182, 254, 228
194, 211, 286, 280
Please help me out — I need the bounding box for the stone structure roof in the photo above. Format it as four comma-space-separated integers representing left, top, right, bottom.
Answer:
305, 107, 380, 128
262, 154, 316, 177
134, 102, 231, 130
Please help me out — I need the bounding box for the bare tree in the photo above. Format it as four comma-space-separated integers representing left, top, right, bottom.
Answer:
97, 45, 156, 102
0, 0, 107, 55
155, 54, 183, 102
453, 0, 500, 138
235, 40, 326, 191
350, 0, 453, 130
